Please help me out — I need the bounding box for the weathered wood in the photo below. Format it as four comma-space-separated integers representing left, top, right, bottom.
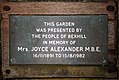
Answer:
0, 2, 116, 19
0, 1, 117, 79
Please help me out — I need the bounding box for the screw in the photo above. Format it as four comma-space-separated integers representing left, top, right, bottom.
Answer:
3, 6, 11, 11
106, 5, 115, 11
5, 69, 11, 74
108, 65, 117, 73
11, 58, 16, 63
102, 59, 106, 64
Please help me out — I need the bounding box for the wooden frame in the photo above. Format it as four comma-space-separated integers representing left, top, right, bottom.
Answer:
0, 1, 117, 78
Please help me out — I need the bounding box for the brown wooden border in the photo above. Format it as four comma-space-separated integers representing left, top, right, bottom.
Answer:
0, 1, 117, 78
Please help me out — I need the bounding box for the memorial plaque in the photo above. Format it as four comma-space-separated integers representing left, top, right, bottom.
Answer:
1, 1, 117, 78
9, 15, 108, 65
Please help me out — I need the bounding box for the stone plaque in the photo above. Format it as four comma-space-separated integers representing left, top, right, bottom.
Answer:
9, 15, 108, 65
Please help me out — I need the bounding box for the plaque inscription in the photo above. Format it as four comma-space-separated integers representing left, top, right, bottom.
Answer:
9, 15, 108, 65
